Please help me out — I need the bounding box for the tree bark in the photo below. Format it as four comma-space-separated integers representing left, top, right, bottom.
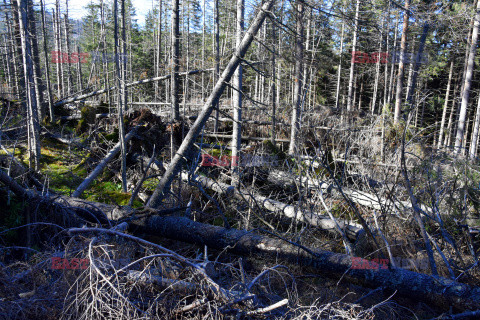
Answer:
213, 0, 220, 132
438, 61, 454, 149
40, 0, 55, 122
113, 0, 128, 192
171, 0, 180, 120
17, 0, 41, 171
127, 215, 480, 311
406, 22, 429, 107
346, 0, 360, 111
288, 0, 304, 155
393, 0, 410, 124
72, 127, 139, 198
455, 0, 480, 153
231, 0, 244, 182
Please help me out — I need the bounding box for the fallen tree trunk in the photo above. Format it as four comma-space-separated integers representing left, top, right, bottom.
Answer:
180, 172, 363, 242
54, 69, 212, 107
72, 126, 139, 198
267, 169, 429, 215
2, 167, 479, 311
128, 215, 480, 311
202, 133, 290, 143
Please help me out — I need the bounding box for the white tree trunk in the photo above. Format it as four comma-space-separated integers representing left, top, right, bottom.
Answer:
455, 0, 480, 152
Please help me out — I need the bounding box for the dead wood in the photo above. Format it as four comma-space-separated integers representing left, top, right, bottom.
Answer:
72, 126, 139, 198
53, 69, 213, 107
180, 172, 364, 242
127, 215, 480, 311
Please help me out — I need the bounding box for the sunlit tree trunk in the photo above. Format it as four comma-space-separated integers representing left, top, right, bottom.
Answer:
438, 61, 454, 149
346, 0, 360, 111
455, 0, 480, 153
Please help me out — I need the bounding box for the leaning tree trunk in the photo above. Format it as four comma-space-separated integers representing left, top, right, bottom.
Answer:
455, 0, 480, 153
288, 0, 304, 156
147, 0, 275, 208
393, 0, 410, 124
346, 0, 360, 111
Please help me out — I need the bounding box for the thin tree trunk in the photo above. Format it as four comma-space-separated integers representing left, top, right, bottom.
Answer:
394, 0, 410, 124
17, 0, 40, 170
53, 4, 62, 98
40, 0, 54, 121
171, 0, 180, 120
371, 10, 384, 115
213, 0, 220, 131
469, 94, 480, 158
446, 79, 459, 147
388, 14, 398, 106
455, 0, 480, 153
26, 0, 44, 121
155, 0, 162, 102
438, 61, 454, 149
63, 8, 73, 96
113, 0, 127, 192
288, 0, 304, 156
76, 45, 83, 92
231, 0, 244, 182
346, 0, 360, 111
271, 7, 277, 144
72, 127, 139, 198
406, 22, 430, 106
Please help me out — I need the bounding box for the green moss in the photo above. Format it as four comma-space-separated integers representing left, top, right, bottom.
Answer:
104, 129, 119, 142
83, 181, 142, 207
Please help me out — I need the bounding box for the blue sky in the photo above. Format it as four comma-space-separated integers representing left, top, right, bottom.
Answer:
40, 0, 153, 26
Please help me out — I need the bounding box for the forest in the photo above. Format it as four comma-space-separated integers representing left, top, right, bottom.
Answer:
2, 0, 480, 319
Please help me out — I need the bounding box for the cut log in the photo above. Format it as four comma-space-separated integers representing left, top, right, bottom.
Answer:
127, 215, 480, 311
